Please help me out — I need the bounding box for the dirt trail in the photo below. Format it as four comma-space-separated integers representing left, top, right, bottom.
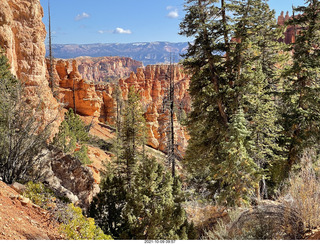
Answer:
0, 181, 63, 240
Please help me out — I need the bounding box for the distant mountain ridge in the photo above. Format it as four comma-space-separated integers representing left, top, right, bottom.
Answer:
47, 42, 189, 65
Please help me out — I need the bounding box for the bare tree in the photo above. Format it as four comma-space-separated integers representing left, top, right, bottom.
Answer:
48, 0, 54, 94
0, 80, 57, 184
165, 54, 176, 178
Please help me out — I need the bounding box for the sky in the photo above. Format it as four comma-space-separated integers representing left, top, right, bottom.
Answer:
40, 0, 306, 45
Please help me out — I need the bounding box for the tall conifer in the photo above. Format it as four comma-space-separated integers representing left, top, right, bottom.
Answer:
119, 86, 146, 184
282, 0, 320, 174
180, 0, 282, 203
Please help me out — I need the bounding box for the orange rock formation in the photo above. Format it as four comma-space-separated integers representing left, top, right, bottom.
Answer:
51, 60, 191, 155
51, 59, 102, 117
0, 0, 63, 135
117, 65, 191, 155
277, 11, 300, 44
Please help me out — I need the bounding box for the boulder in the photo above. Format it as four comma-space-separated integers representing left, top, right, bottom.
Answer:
34, 148, 100, 210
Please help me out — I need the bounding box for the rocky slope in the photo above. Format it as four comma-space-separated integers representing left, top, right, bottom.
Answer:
0, 0, 103, 212
0, 0, 63, 136
0, 181, 62, 240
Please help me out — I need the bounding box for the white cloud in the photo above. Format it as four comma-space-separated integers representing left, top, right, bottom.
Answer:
113, 27, 132, 34
166, 6, 179, 19
75, 12, 90, 21
167, 10, 179, 19
98, 30, 106, 34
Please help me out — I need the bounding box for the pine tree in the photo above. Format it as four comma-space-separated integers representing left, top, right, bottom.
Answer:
52, 108, 91, 165
215, 109, 261, 206
282, 0, 320, 174
53, 108, 89, 154
118, 86, 146, 184
230, 0, 287, 197
122, 156, 188, 240
245, 64, 286, 198
88, 164, 128, 239
180, 0, 282, 203
180, 0, 232, 194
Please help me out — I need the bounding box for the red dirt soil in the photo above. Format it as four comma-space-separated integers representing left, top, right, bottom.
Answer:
0, 181, 63, 240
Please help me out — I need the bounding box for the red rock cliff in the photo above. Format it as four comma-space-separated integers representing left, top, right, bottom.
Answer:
52, 60, 191, 155
122, 65, 191, 155
96, 64, 191, 156
277, 11, 301, 44
0, 0, 63, 135
49, 59, 102, 117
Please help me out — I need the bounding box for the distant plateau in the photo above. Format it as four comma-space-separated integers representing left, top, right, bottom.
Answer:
46, 42, 189, 65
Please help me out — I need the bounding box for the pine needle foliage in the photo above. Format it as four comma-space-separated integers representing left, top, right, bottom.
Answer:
180, 0, 284, 204
90, 86, 192, 240
215, 109, 261, 206
281, 0, 320, 174
53, 108, 91, 165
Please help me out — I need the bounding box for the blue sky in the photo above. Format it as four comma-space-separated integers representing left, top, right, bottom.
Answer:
40, 0, 306, 45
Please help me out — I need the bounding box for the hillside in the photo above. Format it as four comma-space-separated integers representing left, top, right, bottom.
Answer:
0, 181, 62, 240
47, 42, 189, 65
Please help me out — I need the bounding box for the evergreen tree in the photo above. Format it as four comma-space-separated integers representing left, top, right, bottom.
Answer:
180, 0, 232, 196
180, 0, 282, 203
118, 86, 146, 184
53, 108, 89, 153
122, 156, 188, 240
53, 108, 91, 165
281, 0, 320, 174
245, 64, 286, 197
89, 85, 193, 239
234, 0, 288, 195
88, 164, 128, 239
215, 109, 261, 206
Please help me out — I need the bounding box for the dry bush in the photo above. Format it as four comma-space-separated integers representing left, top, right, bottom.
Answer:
184, 201, 227, 234
202, 203, 304, 240
201, 207, 242, 240
279, 150, 320, 230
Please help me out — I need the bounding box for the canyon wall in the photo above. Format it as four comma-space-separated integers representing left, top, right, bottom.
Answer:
52, 59, 191, 155
74, 56, 143, 82
118, 65, 191, 155
0, 0, 63, 134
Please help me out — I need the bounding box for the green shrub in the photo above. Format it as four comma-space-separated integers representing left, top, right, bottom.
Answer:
60, 203, 113, 240
74, 145, 91, 165
53, 109, 91, 165
22, 181, 57, 210
88, 135, 113, 152
0, 52, 53, 184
